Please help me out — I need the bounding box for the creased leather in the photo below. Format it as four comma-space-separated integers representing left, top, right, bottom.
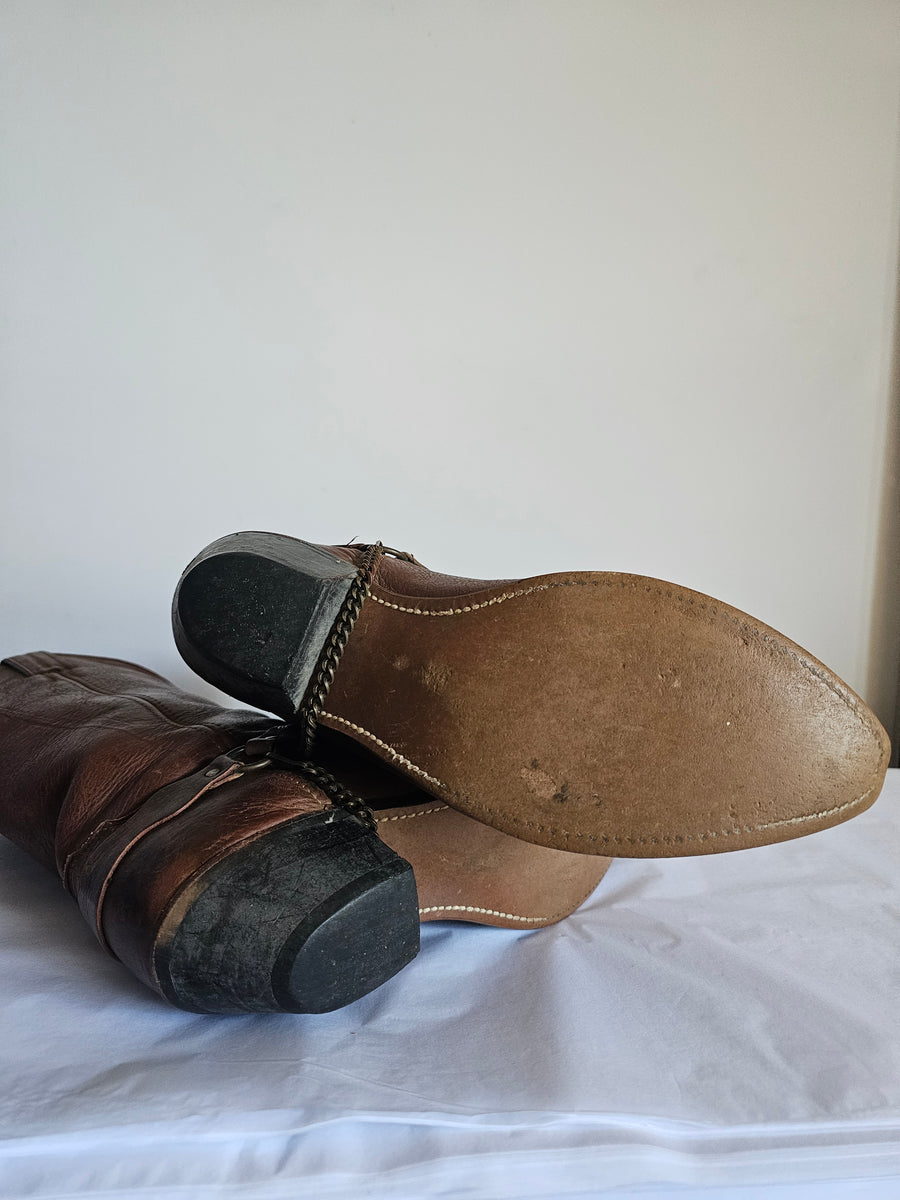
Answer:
0, 652, 609, 1009
0, 654, 330, 993
326, 544, 516, 598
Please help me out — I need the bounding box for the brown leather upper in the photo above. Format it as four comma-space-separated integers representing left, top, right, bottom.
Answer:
0, 652, 607, 998
0, 653, 331, 990
0, 653, 270, 873
326, 543, 516, 598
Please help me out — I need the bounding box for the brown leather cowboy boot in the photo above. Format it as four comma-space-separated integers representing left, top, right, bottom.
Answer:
0, 652, 420, 1014
0, 653, 609, 1014
173, 532, 891, 856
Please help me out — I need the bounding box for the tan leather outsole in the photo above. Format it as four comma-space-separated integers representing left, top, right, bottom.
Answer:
321, 572, 890, 856
374, 800, 613, 927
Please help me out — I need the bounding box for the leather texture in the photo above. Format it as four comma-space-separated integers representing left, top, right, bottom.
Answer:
377, 803, 611, 928
327, 544, 516, 598
316, 544, 892, 856
0, 653, 330, 996
0, 652, 605, 1005
313, 733, 613, 927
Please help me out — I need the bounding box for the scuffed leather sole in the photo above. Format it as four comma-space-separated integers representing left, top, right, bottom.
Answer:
328, 575, 889, 855
174, 535, 891, 857
173, 532, 358, 719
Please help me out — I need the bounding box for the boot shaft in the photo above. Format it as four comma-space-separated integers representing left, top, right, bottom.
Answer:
0, 652, 268, 875
0, 653, 606, 1011
0, 653, 418, 1012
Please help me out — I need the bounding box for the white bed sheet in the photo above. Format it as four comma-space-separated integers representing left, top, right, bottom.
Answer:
1, 771, 898, 1199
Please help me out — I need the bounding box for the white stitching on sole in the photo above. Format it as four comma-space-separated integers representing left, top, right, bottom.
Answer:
324, 574, 886, 847
368, 578, 879, 743
322, 712, 444, 788
369, 585, 549, 616
321, 710, 881, 846
376, 805, 449, 823
418, 904, 551, 922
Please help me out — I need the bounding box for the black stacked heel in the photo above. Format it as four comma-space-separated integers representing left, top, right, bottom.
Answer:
111, 809, 420, 1014
173, 532, 359, 719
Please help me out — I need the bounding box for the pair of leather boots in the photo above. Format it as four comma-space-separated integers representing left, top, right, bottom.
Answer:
0, 532, 890, 1014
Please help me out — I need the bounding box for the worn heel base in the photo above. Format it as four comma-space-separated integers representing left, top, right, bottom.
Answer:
153, 810, 419, 1014
172, 531, 358, 718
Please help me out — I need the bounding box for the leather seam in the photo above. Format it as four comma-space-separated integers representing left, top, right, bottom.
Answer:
458, 781, 884, 847
375, 804, 449, 823
321, 710, 882, 846
419, 877, 599, 924
323, 714, 445, 788
418, 904, 553, 922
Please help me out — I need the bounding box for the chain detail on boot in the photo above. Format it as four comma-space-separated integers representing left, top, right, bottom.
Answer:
297, 542, 384, 756
298, 542, 420, 756
243, 731, 377, 831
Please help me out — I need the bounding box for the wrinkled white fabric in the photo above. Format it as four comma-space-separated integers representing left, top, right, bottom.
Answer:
1, 772, 898, 1198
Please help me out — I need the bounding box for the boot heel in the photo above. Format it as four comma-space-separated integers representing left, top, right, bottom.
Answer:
146, 810, 419, 1014
172, 532, 358, 718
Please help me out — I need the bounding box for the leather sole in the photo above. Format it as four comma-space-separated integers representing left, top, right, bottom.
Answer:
173, 533, 890, 858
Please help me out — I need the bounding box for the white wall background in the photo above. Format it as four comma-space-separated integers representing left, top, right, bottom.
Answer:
2, 1, 899, 728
